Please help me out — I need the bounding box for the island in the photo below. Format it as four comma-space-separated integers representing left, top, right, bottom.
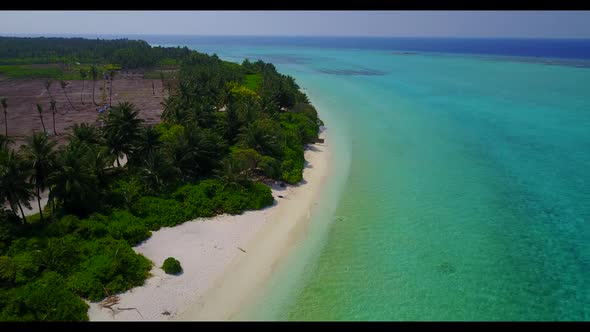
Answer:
0, 36, 326, 321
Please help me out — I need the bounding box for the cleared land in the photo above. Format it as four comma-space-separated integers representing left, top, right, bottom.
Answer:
0, 73, 170, 145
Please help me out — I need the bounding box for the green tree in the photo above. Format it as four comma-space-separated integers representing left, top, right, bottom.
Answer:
238, 119, 284, 158
60, 79, 76, 111
36, 104, 47, 135
68, 123, 103, 147
79, 68, 87, 105
1, 97, 7, 136
131, 125, 161, 166
21, 132, 57, 224
89, 64, 99, 106
43, 79, 53, 99
165, 125, 226, 181
0, 149, 33, 223
0, 271, 89, 321
108, 70, 117, 107
48, 144, 98, 216
103, 102, 143, 167
49, 98, 57, 136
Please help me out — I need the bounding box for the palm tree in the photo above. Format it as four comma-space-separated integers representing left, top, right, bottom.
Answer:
79, 68, 87, 105
36, 104, 47, 134
1, 97, 7, 136
131, 125, 161, 165
68, 123, 103, 147
21, 132, 56, 223
108, 70, 117, 108
86, 145, 116, 187
49, 98, 58, 135
48, 144, 98, 216
215, 157, 247, 190
89, 65, 99, 106
0, 134, 12, 150
60, 79, 76, 111
44, 79, 53, 99
103, 102, 143, 167
0, 148, 33, 223
137, 150, 176, 194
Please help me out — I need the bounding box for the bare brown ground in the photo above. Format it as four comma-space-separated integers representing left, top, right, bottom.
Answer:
0, 74, 168, 146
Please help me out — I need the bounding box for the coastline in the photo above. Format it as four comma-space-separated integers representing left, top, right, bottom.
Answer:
87, 129, 330, 321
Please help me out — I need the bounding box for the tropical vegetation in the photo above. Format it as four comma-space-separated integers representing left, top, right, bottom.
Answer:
0, 36, 322, 321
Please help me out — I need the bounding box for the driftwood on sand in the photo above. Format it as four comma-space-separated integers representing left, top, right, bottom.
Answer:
99, 286, 143, 318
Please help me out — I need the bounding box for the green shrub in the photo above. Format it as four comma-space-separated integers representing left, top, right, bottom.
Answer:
176, 180, 274, 217
105, 210, 151, 246
67, 237, 151, 301
174, 180, 220, 218
258, 155, 281, 179
132, 197, 187, 229
162, 257, 182, 275
46, 215, 82, 237
80, 213, 109, 239
0, 256, 16, 286
0, 271, 89, 321
37, 235, 83, 275
0, 209, 24, 255
109, 179, 143, 209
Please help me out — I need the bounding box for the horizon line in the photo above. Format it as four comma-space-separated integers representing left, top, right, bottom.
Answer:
2, 33, 590, 41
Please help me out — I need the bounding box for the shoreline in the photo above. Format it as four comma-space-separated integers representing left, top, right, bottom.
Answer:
87, 129, 330, 321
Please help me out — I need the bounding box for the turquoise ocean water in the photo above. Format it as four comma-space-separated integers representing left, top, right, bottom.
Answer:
153, 39, 590, 321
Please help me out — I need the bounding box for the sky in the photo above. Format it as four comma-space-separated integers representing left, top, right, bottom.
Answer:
0, 11, 589, 38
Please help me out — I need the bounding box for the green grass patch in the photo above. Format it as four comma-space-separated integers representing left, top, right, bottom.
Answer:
0, 65, 63, 79
0, 63, 119, 80
243, 74, 262, 91
144, 70, 178, 79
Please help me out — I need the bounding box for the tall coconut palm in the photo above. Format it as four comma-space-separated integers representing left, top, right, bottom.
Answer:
68, 123, 103, 147
131, 125, 162, 166
44, 79, 53, 99
108, 70, 117, 108
0, 148, 33, 223
89, 65, 99, 106
36, 104, 47, 134
21, 132, 57, 223
60, 79, 77, 111
48, 144, 98, 216
49, 98, 58, 136
1, 97, 7, 136
0, 134, 12, 150
103, 102, 143, 167
137, 150, 176, 194
215, 156, 247, 190
79, 68, 88, 105
86, 145, 116, 187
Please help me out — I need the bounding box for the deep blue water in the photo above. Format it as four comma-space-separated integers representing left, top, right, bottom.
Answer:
141, 35, 590, 61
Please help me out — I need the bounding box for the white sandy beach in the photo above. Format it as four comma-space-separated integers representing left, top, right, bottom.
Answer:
88, 130, 330, 321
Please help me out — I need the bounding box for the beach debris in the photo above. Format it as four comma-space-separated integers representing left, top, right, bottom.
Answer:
117, 307, 144, 318
237, 247, 247, 253
162, 310, 171, 316
100, 295, 120, 313
278, 195, 284, 198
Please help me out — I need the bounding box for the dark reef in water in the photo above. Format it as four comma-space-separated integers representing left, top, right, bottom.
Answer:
318, 68, 387, 76
237, 53, 312, 64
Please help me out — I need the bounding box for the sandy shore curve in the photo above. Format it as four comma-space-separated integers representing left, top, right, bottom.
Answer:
88, 130, 330, 321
